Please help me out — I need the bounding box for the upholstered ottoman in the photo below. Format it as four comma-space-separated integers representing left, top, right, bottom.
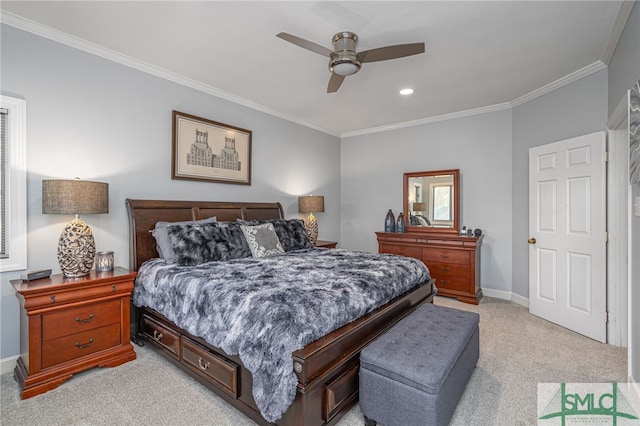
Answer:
359, 303, 479, 426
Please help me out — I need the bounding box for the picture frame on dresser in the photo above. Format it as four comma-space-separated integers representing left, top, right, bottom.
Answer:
171, 110, 252, 185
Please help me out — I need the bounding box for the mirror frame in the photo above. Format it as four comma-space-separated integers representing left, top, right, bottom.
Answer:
403, 169, 460, 234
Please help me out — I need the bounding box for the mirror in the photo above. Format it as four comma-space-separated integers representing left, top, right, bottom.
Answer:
403, 169, 460, 234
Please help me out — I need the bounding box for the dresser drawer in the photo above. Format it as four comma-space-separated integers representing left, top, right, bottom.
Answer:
181, 337, 238, 397
42, 299, 120, 341
433, 275, 470, 293
422, 248, 469, 265
428, 262, 470, 279
42, 323, 121, 368
142, 315, 180, 358
379, 244, 422, 259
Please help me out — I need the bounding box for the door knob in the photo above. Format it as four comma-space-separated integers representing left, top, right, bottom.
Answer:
528, 238, 536, 244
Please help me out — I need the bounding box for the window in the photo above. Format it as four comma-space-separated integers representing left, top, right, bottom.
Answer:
431, 184, 452, 222
0, 95, 27, 272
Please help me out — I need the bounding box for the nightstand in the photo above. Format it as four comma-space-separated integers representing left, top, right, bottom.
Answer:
12, 266, 137, 399
315, 240, 338, 249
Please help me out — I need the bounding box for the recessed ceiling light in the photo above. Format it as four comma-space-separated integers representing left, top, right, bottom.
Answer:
399, 88, 414, 95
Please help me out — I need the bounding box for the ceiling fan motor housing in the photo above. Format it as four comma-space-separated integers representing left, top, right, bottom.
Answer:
329, 31, 361, 76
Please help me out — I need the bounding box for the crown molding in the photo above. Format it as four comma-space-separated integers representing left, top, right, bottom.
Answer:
340, 103, 512, 138
510, 61, 607, 108
0, 12, 340, 138
0, 10, 621, 140
602, 1, 635, 65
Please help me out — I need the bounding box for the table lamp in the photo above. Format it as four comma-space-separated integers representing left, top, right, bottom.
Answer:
412, 202, 426, 214
42, 178, 109, 277
298, 195, 324, 246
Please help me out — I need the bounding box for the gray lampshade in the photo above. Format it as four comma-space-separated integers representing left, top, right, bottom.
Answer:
42, 179, 109, 215
298, 195, 325, 214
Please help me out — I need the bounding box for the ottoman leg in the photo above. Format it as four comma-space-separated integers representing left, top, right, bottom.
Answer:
364, 416, 377, 426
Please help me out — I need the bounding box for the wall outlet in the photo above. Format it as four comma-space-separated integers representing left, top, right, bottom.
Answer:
635, 197, 640, 217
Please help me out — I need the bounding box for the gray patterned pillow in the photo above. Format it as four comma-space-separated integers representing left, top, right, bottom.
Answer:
240, 223, 285, 258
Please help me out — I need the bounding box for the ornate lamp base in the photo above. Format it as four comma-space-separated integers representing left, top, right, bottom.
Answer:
304, 213, 319, 246
57, 217, 96, 277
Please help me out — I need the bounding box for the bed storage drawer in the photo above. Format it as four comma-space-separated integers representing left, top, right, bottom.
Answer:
142, 314, 180, 358
181, 337, 238, 398
324, 362, 359, 422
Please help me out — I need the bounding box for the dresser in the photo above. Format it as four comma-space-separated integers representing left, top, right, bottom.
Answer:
376, 232, 482, 304
12, 267, 137, 399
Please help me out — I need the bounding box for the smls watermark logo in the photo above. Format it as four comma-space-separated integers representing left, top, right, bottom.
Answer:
538, 383, 640, 425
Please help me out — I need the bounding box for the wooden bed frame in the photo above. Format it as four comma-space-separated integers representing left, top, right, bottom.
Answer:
126, 199, 435, 426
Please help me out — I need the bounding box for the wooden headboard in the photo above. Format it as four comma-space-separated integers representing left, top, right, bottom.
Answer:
126, 199, 284, 271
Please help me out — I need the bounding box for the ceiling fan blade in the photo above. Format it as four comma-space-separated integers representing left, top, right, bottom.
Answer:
327, 73, 345, 93
276, 32, 333, 57
358, 43, 425, 63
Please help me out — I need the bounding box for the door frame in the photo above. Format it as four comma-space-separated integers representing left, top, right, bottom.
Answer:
607, 95, 630, 348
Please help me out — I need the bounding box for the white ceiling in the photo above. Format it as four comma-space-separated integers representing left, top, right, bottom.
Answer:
0, 1, 628, 137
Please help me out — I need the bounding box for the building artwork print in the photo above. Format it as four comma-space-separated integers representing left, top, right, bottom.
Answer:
172, 110, 252, 185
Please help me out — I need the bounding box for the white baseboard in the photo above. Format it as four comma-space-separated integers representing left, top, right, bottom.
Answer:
482, 288, 529, 307
0, 355, 18, 375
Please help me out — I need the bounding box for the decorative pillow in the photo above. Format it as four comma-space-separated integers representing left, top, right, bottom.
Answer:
240, 223, 285, 258
237, 218, 311, 252
214, 222, 253, 260
166, 222, 221, 266
151, 216, 216, 263
166, 221, 253, 265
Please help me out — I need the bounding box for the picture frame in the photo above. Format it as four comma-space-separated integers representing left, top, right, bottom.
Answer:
172, 110, 252, 185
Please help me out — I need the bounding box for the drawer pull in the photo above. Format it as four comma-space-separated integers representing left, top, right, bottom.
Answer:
440, 255, 450, 259
75, 338, 94, 349
198, 357, 210, 370
51, 295, 56, 303
112, 284, 117, 292
153, 330, 163, 341
75, 314, 94, 324
440, 266, 450, 272
441, 280, 449, 285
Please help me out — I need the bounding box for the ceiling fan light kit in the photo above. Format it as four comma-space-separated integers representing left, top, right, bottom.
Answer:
277, 30, 425, 93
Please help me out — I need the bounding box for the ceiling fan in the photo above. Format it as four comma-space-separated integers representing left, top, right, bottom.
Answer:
276, 31, 425, 93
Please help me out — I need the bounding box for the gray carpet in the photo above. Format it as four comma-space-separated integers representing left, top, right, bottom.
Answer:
0, 296, 627, 426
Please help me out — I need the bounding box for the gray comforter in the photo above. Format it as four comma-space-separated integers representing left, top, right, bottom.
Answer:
133, 248, 430, 422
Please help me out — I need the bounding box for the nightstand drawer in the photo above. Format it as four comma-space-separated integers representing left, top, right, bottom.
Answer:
422, 248, 469, 265
181, 337, 238, 397
42, 299, 120, 341
142, 315, 180, 358
42, 323, 121, 368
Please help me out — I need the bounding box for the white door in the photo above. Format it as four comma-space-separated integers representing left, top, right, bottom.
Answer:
528, 132, 606, 342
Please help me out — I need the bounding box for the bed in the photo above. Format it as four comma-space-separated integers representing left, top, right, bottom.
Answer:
126, 199, 436, 426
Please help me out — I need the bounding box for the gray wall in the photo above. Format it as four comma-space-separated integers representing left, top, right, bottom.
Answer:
510, 69, 609, 298
608, 3, 640, 118
0, 25, 341, 363
341, 110, 514, 294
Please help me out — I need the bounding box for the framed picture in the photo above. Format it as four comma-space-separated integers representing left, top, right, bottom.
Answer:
172, 110, 252, 185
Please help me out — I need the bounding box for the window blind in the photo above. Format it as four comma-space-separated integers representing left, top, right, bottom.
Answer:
1, 107, 8, 258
